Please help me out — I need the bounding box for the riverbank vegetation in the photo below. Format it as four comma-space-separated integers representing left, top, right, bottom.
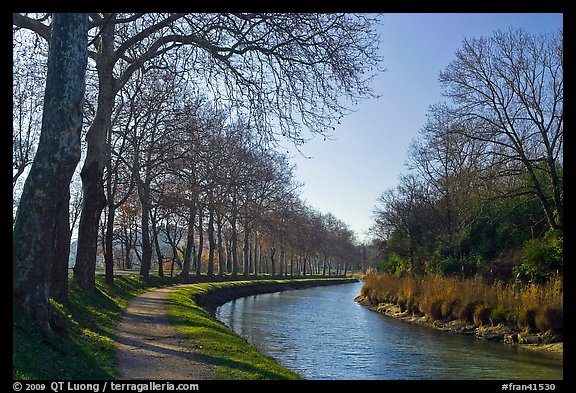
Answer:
360, 272, 562, 338
13, 275, 176, 379
366, 29, 562, 343
13, 274, 350, 379
371, 29, 562, 284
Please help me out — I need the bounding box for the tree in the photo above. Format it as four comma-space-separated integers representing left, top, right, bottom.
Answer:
12, 29, 46, 190
407, 103, 489, 252
439, 28, 563, 230
13, 13, 87, 330
14, 13, 383, 289
372, 174, 431, 274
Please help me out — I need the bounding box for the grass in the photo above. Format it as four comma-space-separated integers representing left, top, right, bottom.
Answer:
361, 272, 563, 334
166, 281, 303, 380
13, 275, 176, 379
165, 278, 355, 380
14, 274, 349, 380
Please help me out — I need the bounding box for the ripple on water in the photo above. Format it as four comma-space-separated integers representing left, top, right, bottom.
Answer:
215, 282, 563, 380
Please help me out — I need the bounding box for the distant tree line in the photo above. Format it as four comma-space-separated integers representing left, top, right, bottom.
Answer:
371, 28, 562, 285
13, 13, 382, 331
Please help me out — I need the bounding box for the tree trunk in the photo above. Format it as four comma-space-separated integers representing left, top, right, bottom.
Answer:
150, 211, 164, 277
231, 210, 239, 276
207, 205, 215, 277
182, 204, 195, 278
124, 227, 133, 270
74, 20, 115, 291
270, 247, 276, 276
139, 192, 152, 278
243, 223, 250, 277
217, 212, 225, 276
103, 120, 117, 286
279, 240, 285, 277
226, 236, 232, 273
50, 190, 71, 304
13, 13, 87, 330
196, 207, 204, 277
104, 205, 115, 285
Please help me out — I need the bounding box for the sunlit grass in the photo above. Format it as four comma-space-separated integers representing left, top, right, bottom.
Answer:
166, 279, 353, 380
13, 275, 176, 379
14, 274, 349, 379
167, 283, 302, 380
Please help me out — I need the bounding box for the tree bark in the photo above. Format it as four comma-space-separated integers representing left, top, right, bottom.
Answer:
50, 191, 71, 304
139, 190, 152, 278
13, 13, 87, 330
196, 207, 204, 276
73, 19, 115, 291
216, 212, 225, 276
150, 210, 164, 277
181, 203, 195, 278
243, 224, 250, 277
104, 205, 115, 285
207, 205, 215, 276
231, 206, 239, 276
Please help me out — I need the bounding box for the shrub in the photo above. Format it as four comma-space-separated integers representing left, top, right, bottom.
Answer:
422, 298, 444, 321
398, 297, 408, 313
441, 299, 460, 321
535, 306, 563, 334
518, 309, 538, 332
381, 252, 410, 277
473, 305, 492, 326
455, 302, 475, 324
405, 295, 415, 313
490, 305, 514, 325
514, 229, 563, 284
411, 302, 422, 316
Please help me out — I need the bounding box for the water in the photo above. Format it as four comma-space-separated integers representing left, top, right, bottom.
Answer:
215, 281, 563, 380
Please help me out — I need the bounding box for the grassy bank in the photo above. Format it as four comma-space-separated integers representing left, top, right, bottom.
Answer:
13, 275, 177, 379
14, 275, 353, 380
166, 278, 356, 380
360, 272, 563, 337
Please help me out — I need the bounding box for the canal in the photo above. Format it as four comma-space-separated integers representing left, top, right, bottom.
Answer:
215, 281, 563, 380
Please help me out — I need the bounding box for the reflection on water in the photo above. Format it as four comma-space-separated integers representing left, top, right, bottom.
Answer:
215, 282, 563, 380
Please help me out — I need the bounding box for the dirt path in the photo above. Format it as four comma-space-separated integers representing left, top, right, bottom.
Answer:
114, 285, 215, 380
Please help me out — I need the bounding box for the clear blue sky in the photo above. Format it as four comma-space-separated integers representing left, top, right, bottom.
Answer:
285, 13, 563, 242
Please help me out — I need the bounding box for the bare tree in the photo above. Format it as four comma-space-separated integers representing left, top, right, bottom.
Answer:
13, 13, 87, 330
407, 103, 489, 250
14, 13, 383, 289
372, 174, 431, 274
439, 28, 563, 230
12, 30, 46, 191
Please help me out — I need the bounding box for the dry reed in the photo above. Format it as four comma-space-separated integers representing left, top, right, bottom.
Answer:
361, 271, 562, 333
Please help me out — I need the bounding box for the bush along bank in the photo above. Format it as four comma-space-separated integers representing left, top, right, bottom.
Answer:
355, 272, 562, 352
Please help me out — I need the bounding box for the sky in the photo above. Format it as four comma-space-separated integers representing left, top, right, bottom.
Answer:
283, 13, 563, 243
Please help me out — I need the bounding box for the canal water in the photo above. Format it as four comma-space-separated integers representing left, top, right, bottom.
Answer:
215, 281, 563, 380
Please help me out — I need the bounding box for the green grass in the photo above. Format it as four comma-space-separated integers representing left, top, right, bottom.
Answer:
13, 274, 176, 379
165, 278, 353, 380
14, 275, 351, 380
166, 280, 314, 380
166, 278, 354, 380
